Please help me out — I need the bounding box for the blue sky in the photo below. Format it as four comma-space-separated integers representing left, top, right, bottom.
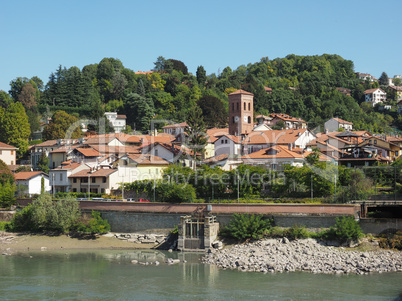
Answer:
1, 0, 401, 92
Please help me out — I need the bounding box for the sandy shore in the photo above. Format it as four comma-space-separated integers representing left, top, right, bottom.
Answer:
0, 231, 154, 252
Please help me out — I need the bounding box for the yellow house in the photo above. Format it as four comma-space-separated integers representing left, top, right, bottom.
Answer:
113, 154, 170, 182
0, 142, 17, 165
358, 137, 400, 161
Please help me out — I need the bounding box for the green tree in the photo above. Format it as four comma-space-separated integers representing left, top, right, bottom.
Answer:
37, 154, 50, 173
186, 106, 208, 161
0, 102, 30, 158
42, 110, 83, 140
124, 93, 155, 132
196, 65, 207, 86
379, 72, 389, 86
223, 213, 272, 240
18, 82, 38, 109
197, 95, 228, 128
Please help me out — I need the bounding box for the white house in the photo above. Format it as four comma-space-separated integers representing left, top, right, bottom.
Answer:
104, 112, 126, 133
214, 135, 242, 157
15, 171, 51, 196
0, 142, 17, 165
364, 88, 387, 106
324, 118, 353, 132
49, 162, 90, 193
162, 122, 188, 136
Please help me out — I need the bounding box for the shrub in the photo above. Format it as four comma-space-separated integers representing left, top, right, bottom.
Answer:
222, 213, 272, 240
378, 230, 402, 250
325, 216, 363, 242
284, 224, 310, 239
0, 221, 10, 231
7, 193, 81, 232
75, 211, 111, 234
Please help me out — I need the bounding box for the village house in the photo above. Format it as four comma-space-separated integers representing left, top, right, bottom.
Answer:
69, 168, 120, 194
162, 122, 188, 136
356, 72, 377, 82
214, 135, 242, 157
15, 171, 51, 196
364, 88, 387, 106
113, 153, 170, 182
324, 118, 353, 133
0, 142, 17, 165
104, 112, 126, 133
202, 154, 242, 171
49, 161, 90, 193
269, 113, 307, 129
390, 85, 402, 101
240, 145, 330, 170
242, 129, 316, 155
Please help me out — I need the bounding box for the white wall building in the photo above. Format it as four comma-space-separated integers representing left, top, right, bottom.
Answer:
15, 171, 51, 196
214, 135, 242, 157
0, 142, 17, 165
104, 112, 126, 133
364, 88, 387, 106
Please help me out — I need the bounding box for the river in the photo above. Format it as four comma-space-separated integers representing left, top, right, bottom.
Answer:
0, 250, 401, 300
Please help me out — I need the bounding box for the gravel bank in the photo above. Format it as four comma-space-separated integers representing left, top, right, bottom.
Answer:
202, 238, 402, 275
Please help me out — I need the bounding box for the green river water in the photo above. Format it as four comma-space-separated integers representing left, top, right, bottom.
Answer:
0, 250, 401, 300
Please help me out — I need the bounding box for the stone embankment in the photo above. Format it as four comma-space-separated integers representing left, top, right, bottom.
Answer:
202, 238, 402, 275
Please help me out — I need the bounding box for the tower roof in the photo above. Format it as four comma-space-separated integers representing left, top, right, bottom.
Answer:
228, 89, 254, 96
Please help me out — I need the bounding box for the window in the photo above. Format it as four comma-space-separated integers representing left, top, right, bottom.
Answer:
248, 116, 251, 124
80, 188, 87, 193
396, 151, 399, 156
103, 177, 107, 183
225, 139, 228, 144
11, 151, 13, 155
60, 173, 63, 181
82, 177, 88, 183
155, 149, 158, 156
11, 160, 13, 165
53, 162, 55, 168
374, 140, 377, 144
244, 102, 246, 110
101, 188, 105, 194
72, 188, 77, 193
248, 103, 250, 111
90, 188, 98, 194
73, 178, 77, 183
92, 177, 96, 183
221, 140, 224, 144
232, 116, 235, 124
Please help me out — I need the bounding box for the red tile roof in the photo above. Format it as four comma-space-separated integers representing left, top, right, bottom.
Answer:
364, 88, 386, 94
243, 129, 308, 145
240, 145, 304, 160
14, 171, 46, 180
69, 168, 117, 178
0, 142, 17, 149
332, 118, 353, 125
75, 148, 101, 157
162, 122, 188, 129
126, 154, 170, 165
228, 89, 254, 96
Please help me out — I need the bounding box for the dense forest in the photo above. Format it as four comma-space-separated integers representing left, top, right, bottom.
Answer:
1, 54, 401, 158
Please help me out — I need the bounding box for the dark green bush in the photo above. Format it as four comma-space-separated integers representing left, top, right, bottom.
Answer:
222, 213, 272, 240
75, 211, 111, 234
325, 216, 363, 242
284, 224, 310, 239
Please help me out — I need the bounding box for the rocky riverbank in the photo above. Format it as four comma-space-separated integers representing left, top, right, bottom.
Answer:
202, 238, 402, 275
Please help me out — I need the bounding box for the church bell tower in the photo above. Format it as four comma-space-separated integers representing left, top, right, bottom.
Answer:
228, 89, 254, 136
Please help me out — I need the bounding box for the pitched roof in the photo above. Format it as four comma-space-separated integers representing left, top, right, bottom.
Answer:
14, 171, 46, 180
364, 88, 386, 94
243, 129, 308, 145
270, 113, 306, 123
116, 115, 126, 119
126, 154, 170, 165
228, 89, 254, 96
240, 145, 304, 160
206, 128, 229, 143
203, 153, 230, 164
331, 117, 353, 125
0, 142, 17, 149
69, 168, 117, 178
89, 144, 141, 155
53, 162, 85, 171
75, 148, 101, 157
216, 134, 242, 144
162, 122, 188, 129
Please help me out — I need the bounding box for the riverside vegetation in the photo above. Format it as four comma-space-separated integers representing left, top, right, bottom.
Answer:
4, 193, 110, 235
203, 214, 402, 274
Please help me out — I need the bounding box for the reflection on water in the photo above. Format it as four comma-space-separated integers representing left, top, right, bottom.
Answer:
0, 250, 401, 301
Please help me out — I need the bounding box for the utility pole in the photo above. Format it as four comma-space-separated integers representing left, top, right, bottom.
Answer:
334, 175, 337, 202
311, 173, 313, 200
237, 173, 240, 203
88, 174, 90, 200
153, 177, 156, 203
